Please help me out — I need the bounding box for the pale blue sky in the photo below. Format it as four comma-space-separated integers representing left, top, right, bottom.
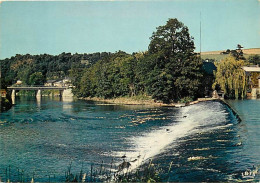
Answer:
0, 0, 260, 59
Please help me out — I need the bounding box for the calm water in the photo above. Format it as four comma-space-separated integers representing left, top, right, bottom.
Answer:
0, 96, 259, 182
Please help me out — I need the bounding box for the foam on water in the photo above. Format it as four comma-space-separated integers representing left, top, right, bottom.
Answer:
114, 102, 231, 171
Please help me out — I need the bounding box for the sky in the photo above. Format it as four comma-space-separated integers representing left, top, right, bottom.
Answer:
0, 0, 260, 59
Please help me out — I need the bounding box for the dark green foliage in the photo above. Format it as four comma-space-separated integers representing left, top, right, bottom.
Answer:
75, 19, 204, 103
248, 55, 260, 65
0, 52, 110, 87
0, 77, 7, 90
77, 51, 138, 99
222, 44, 245, 60
231, 49, 245, 60
201, 61, 217, 97
29, 72, 45, 85
144, 18, 203, 102
148, 18, 195, 58
0, 96, 12, 112
1, 18, 206, 103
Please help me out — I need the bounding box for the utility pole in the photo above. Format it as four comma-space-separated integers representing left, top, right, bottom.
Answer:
200, 12, 202, 57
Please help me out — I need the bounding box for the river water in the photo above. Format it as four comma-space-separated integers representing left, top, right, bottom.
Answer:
0, 96, 259, 182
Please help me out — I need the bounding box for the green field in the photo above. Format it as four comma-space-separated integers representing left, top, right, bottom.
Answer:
201, 53, 260, 62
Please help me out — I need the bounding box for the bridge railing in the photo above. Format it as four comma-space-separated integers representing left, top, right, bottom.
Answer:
7, 86, 69, 90
10, 85, 45, 87
8, 85, 68, 88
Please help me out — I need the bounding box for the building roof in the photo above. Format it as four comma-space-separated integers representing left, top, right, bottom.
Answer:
202, 62, 216, 75
46, 80, 57, 83
242, 66, 260, 72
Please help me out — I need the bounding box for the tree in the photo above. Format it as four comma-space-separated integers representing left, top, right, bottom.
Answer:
29, 72, 45, 86
78, 51, 138, 99
248, 55, 260, 65
149, 18, 195, 58
231, 44, 245, 60
17, 67, 32, 85
145, 18, 203, 102
213, 56, 247, 99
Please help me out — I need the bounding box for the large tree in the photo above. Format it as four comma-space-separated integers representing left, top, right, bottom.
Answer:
145, 18, 203, 103
149, 18, 195, 58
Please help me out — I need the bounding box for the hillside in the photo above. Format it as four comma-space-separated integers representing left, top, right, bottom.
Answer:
201, 48, 260, 61
201, 48, 260, 55
0, 52, 111, 88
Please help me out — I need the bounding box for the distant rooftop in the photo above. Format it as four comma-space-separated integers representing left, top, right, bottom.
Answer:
202, 62, 216, 75
46, 80, 57, 83
242, 66, 260, 72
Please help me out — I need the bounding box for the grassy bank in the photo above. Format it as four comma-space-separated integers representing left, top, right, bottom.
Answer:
82, 95, 176, 106
82, 95, 220, 107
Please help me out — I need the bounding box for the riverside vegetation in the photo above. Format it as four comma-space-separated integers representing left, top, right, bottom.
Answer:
1, 18, 260, 103
1, 159, 165, 182
1, 18, 205, 104
0, 96, 12, 112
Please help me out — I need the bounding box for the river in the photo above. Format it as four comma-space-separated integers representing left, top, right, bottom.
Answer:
0, 96, 259, 182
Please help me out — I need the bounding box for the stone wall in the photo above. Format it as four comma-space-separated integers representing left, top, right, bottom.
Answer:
251, 88, 260, 98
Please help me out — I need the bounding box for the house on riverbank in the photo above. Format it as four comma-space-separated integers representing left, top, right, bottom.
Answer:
44, 77, 73, 88
242, 65, 260, 98
0, 89, 7, 98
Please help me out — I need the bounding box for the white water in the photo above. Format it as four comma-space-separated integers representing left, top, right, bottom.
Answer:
114, 102, 230, 171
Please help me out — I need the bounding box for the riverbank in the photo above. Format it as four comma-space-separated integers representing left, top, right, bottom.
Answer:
81, 96, 220, 107
82, 96, 169, 106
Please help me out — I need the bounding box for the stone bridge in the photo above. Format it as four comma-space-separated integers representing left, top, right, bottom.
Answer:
7, 86, 73, 104
7, 86, 69, 97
